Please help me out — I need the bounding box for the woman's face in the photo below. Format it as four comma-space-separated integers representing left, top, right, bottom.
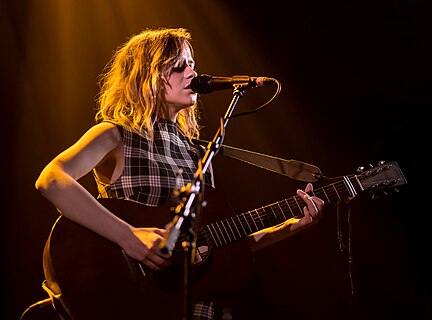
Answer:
164, 45, 198, 120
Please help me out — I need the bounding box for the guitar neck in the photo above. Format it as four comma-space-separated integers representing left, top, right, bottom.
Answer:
198, 174, 359, 248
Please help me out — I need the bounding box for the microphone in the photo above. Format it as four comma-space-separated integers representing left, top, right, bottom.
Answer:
190, 74, 276, 94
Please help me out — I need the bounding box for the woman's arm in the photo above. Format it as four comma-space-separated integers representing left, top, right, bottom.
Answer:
247, 183, 325, 252
35, 122, 171, 270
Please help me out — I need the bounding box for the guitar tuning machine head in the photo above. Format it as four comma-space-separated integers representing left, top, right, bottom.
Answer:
357, 163, 375, 172
378, 160, 386, 166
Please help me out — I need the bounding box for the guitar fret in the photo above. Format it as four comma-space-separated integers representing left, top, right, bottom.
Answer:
256, 208, 266, 228
331, 183, 341, 199
321, 188, 330, 203
243, 212, 253, 233
277, 202, 289, 220
230, 216, 241, 239
221, 220, 232, 243
293, 196, 303, 214
225, 219, 236, 242
206, 225, 218, 247
274, 203, 287, 220
215, 222, 227, 245
237, 215, 247, 236
251, 210, 260, 231
269, 205, 279, 222
267, 207, 279, 225
260, 207, 271, 227
211, 224, 222, 247
283, 199, 295, 217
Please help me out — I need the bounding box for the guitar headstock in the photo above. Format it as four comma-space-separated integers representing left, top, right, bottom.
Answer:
356, 160, 407, 198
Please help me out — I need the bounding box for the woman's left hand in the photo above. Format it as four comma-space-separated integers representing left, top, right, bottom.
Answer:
295, 183, 325, 227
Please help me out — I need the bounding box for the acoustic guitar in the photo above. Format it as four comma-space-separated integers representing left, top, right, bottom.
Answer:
43, 160, 407, 319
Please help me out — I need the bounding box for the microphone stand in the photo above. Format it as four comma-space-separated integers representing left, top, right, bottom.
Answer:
160, 84, 247, 320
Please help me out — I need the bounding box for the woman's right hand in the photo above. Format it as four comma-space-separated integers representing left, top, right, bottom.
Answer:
124, 227, 173, 271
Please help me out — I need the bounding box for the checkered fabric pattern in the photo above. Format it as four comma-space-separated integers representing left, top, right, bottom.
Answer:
95, 119, 213, 206
94, 119, 215, 319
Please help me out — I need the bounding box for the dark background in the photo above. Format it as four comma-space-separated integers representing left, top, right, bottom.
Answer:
2, 0, 429, 319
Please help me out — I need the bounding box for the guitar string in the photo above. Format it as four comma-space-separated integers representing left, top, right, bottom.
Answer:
197, 162, 402, 250
196, 175, 358, 248
199, 179, 351, 246
178, 164, 398, 253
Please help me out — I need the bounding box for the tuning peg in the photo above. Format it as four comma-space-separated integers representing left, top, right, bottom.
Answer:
378, 160, 386, 166
357, 166, 365, 173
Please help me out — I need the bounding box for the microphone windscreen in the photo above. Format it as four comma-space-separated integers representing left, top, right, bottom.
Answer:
190, 75, 213, 94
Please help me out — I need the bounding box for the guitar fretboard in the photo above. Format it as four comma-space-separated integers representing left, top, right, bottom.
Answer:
198, 174, 360, 248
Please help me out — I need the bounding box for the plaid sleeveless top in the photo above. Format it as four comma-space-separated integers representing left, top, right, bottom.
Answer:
94, 120, 214, 207
94, 120, 216, 319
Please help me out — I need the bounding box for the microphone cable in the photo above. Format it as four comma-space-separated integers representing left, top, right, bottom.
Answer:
228, 78, 281, 119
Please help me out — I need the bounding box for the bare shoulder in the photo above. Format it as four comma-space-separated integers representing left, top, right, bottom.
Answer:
48, 123, 123, 179
80, 122, 121, 148
88, 122, 120, 138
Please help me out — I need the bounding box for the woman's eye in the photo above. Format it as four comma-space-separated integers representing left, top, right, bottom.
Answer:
172, 63, 186, 73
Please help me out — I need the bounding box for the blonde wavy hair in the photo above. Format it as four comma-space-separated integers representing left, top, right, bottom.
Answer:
95, 27, 201, 140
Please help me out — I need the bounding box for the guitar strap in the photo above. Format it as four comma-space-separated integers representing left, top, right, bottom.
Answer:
193, 139, 322, 182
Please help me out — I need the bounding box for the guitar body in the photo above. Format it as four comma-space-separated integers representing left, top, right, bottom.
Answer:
44, 187, 255, 320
